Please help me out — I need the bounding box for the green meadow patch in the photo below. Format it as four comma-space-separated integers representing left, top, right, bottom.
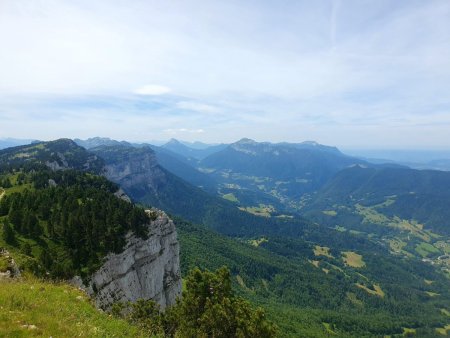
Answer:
342, 251, 365, 268
238, 204, 275, 217
222, 193, 239, 203
415, 242, 440, 257
313, 245, 333, 258
248, 237, 268, 247
436, 324, 450, 336
355, 283, 385, 298
402, 327, 416, 335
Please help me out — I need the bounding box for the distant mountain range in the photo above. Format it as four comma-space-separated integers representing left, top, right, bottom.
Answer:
199, 138, 369, 204
88, 143, 315, 237
75, 137, 450, 265
1, 138, 450, 337
161, 138, 227, 160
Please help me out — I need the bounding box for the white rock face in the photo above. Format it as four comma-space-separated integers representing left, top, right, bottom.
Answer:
84, 209, 181, 310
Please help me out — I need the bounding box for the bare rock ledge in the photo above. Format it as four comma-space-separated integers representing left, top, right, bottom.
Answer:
73, 209, 182, 310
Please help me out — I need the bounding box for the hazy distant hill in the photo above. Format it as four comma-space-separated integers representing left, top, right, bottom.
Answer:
74, 137, 131, 149
197, 138, 368, 212
148, 145, 218, 192
305, 165, 450, 236
0, 138, 37, 150
179, 140, 225, 150
348, 149, 450, 171
162, 138, 227, 160
201, 138, 365, 180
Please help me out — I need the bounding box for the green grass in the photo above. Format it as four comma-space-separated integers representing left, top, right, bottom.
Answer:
3, 183, 34, 195
248, 237, 268, 247
0, 256, 9, 272
402, 327, 416, 335
0, 278, 144, 337
415, 242, 440, 257
346, 292, 363, 307
355, 204, 389, 224
322, 322, 337, 335
238, 204, 275, 217
222, 193, 239, 203
355, 283, 385, 298
425, 291, 440, 297
313, 245, 333, 258
322, 210, 337, 216
342, 251, 365, 268
436, 324, 450, 336
389, 239, 407, 253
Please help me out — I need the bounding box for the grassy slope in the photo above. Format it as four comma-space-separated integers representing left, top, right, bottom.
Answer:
0, 278, 144, 338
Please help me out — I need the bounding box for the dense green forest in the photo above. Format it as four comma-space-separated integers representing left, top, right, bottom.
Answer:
176, 218, 450, 337
304, 166, 450, 235
0, 167, 149, 278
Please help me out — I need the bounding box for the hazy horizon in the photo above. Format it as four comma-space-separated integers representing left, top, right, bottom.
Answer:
1, 1, 449, 148
2, 136, 450, 155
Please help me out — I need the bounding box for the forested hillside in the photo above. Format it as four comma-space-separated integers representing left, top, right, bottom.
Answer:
305, 166, 450, 235
177, 218, 450, 337
0, 142, 150, 278
90, 144, 317, 237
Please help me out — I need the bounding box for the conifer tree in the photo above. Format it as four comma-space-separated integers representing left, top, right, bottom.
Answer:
2, 219, 16, 245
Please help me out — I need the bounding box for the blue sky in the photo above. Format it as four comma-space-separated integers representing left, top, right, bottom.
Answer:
0, 0, 449, 149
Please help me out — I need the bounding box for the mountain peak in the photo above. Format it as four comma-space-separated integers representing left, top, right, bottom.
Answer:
166, 138, 183, 145
74, 137, 130, 149
234, 138, 257, 145
301, 141, 319, 146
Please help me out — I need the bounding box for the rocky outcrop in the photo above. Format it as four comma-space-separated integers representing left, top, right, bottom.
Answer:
113, 188, 132, 203
0, 249, 21, 279
77, 209, 181, 310
101, 147, 168, 196
90, 146, 175, 208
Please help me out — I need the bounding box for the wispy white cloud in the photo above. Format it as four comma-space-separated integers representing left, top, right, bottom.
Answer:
134, 85, 171, 96
176, 101, 220, 114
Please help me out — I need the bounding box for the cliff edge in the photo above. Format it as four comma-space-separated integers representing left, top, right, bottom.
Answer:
78, 209, 181, 310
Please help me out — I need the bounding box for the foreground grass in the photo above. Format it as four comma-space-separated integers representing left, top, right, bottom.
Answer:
0, 278, 144, 338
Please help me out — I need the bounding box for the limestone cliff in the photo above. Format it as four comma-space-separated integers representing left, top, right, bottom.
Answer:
78, 209, 181, 310
99, 146, 168, 197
